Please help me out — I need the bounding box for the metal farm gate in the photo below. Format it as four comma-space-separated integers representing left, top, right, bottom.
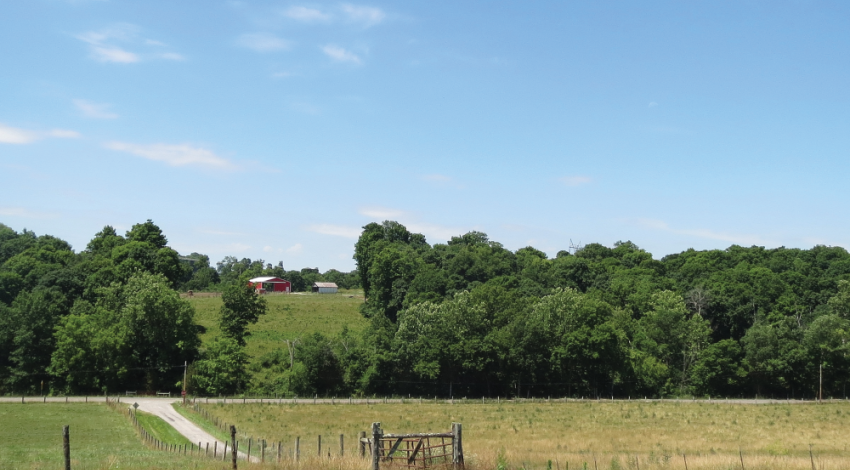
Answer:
360, 422, 464, 470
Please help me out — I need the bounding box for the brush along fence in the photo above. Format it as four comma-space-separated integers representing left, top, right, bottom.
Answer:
361, 422, 463, 470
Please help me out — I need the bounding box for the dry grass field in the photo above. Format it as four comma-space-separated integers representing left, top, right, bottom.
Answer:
185, 400, 850, 470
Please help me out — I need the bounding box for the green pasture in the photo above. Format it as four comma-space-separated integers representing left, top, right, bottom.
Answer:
187, 291, 366, 359
0, 403, 210, 469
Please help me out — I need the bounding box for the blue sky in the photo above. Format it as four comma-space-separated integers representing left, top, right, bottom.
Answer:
2, 1, 849, 271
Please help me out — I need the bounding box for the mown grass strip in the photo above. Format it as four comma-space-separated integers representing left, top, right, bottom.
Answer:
172, 403, 230, 443
136, 409, 192, 446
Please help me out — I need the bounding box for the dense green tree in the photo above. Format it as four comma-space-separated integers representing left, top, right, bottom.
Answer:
219, 282, 267, 346
192, 337, 250, 395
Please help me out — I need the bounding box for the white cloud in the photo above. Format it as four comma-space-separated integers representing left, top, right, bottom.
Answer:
359, 207, 405, 219
421, 174, 452, 183
74, 99, 119, 119
283, 6, 331, 22
0, 124, 39, 144
648, 102, 658, 108
47, 129, 80, 139
90, 45, 139, 63
560, 175, 592, 187
159, 52, 185, 61
306, 224, 361, 239
0, 207, 56, 219
199, 229, 247, 236
237, 33, 291, 52
0, 124, 79, 144
286, 243, 304, 254
635, 218, 775, 246
104, 141, 237, 170
322, 45, 361, 64
405, 222, 466, 242
341, 4, 386, 27
76, 25, 182, 63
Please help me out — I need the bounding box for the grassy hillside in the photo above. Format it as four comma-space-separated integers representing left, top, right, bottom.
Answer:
187, 401, 850, 470
0, 403, 210, 469
188, 291, 367, 362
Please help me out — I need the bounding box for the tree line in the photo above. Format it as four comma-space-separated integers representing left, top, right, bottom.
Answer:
3, 219, 850, 399
261, 221, 850, 400
0, 221, 356, 395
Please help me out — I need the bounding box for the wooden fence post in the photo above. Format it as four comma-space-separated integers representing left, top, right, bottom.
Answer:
340, 434, 344, 456
295, 436, 300, 461
278, 441, 282, 462
318, 435, 322, 456
359, 431, 366, 458
231, 425, 238, 470
371, 422, 382, 470
63, 425, 70, 470
452, 422, 464, 467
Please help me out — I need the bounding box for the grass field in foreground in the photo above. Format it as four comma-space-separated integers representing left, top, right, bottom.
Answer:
0, 403, 212, 469
187, 291, 366, 361
190, 401, 850, 469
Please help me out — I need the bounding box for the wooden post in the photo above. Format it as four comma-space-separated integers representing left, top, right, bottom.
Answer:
318, 435, 322, 456
371, 422, 382, 470
295, 436, 301, 461
809, 445, 816, 470
819, 364, 823, 403
247, 438, 252, 461
340, 434, 344, 456
231, 425, 237, 470
452, 423, 464, 466
206, 442, 209, 456
278, 441, 282, 462
222, 442, 227, 461
214, 441, 217, 458
262, 439, 266, 462
739, 449, 745, 470
359, 431, 366, 458
63, 425, 70, 470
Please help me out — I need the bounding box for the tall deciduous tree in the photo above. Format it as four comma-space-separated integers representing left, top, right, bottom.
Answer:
219, 282, 267, 346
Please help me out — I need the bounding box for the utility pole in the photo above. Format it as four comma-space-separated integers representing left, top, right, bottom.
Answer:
183, 361, 188, 405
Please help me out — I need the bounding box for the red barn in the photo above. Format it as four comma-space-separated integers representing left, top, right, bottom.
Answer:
248, 276, 291, 294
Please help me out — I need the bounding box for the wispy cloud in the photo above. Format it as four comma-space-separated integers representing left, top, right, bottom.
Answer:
283, 6, 331, 22
635, 218, 776, 246
305, 224, 361, 239
357, 206, 470, 243
104, 141, 237, 170
286, 243, 304, 254
359, 207, 405, 219
648, 101, 658, 108
341, 4, 386, 27
0, 207, 57, 219
76, 24, 182, 63
159, 52, 185, 61
421, 174, 452, 183
322, 45, 361, 64
74, 99, 118, 119
0, 124, 79, 144
198, 229, 247, 236
560, 175, 592, 187
405, 222, 467, 242
236, 32, 291, 52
